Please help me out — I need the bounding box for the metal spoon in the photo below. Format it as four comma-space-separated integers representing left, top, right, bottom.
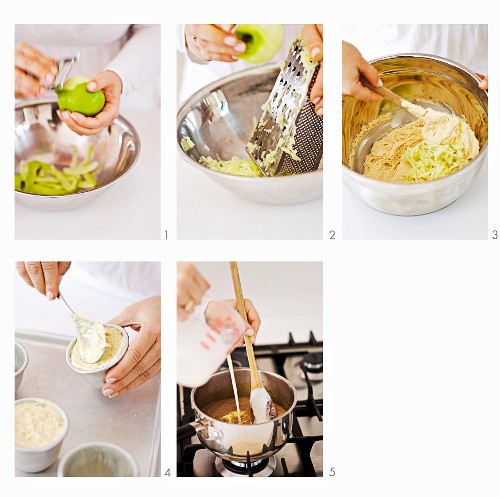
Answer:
58, 292, 107, 364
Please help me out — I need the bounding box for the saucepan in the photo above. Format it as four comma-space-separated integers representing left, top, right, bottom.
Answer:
177, 368, 297, 462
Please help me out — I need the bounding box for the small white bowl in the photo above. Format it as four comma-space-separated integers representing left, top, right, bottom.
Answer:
66, 324, 128, 389
15, 398, 69, 473
57, 442, 138, 477
15, 342, 29, 393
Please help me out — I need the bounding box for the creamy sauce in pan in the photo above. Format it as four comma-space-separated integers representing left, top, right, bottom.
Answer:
203, 396, 287, 425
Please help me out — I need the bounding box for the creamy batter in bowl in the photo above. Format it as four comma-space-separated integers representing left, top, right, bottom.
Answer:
66, 324, 128, 389
57, 442, 138, 477
15, 398, 69, 473
342, 53, 488, 216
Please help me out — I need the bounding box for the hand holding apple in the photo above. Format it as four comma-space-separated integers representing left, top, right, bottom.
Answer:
185, 24, 284, 65
185, 24, 244, 63
301, 24, 324, 115
57, 70, 122, 136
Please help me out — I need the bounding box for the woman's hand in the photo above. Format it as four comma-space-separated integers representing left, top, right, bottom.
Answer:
223, 298, 261, 344
342, 41, 382, 102
177, 263, 210, 320
15, 44, 58, 99
185, 24, 245, 62
302, 24, 323, 115
57, 70, 122, 136
477, 73, 488, 90
102, 296, 161, 399
15, 261, 72, 300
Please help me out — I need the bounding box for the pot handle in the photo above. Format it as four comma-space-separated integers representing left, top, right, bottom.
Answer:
177, 420, 207, 442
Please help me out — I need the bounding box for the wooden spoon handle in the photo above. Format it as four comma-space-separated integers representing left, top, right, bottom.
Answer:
359, 76, 404, 107
229, 261, 263, 390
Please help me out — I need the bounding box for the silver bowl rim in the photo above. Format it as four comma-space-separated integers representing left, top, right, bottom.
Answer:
191, 367, 298, 427
343, 52, 488, 188
177, 63, 323, 182
56, 441, 139, 477
15, 397, 69, 453
65, 324, 129, 375
15, 97, 141, 198
15, 341, 29, 377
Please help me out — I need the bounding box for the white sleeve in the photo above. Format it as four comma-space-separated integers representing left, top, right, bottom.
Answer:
106, 24, 161, 96
177, 24, 188, 54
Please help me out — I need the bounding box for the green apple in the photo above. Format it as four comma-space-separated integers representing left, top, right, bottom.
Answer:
56, 75, 105, 117
234, 24, 284, 65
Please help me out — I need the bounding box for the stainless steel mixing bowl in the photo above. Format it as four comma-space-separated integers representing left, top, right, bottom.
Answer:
177, 64, 322, 205
15, 99, 141, 210
342, 54, 488, 216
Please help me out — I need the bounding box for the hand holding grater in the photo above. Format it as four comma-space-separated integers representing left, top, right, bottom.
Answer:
245, 36, 323, 177
43, 51, 80, 92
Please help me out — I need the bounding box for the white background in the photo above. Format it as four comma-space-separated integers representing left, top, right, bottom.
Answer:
5, 1, 500, 496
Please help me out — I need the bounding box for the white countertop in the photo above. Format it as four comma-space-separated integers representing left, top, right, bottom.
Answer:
177, 157, 322, 240
15, 109, 161, 240
342, 160, 488, 240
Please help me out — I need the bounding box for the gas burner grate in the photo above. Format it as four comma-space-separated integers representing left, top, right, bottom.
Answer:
177, 331, 323, 477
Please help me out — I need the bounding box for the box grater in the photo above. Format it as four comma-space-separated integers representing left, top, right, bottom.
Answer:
245, 36, 323, 177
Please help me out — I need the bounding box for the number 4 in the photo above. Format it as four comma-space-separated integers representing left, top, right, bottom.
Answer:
164, 468, 171, 476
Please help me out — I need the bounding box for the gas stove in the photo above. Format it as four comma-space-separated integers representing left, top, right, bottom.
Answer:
177, 331, 323, 477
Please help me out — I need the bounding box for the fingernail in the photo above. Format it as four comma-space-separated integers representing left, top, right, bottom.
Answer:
87, 82, 97, 91
316, 107, 323, 117
51, 66, 58, 75
109, 392, 119, 399
70, 113, 77, 121
102, 388, 114, 397
234, 42, 246, 53
106, 378, 117, 384
312, 97, 320, 105
246, 329, 254, 336
46, 291, 54, 301
45, 73, 55, 83
224, 36, 237, 47
311, 47, 321, 59
231, 56, 239, 61
63, 111, 70, 120
377, 79, 383, 87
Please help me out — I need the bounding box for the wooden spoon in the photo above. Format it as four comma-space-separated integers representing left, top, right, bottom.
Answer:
360, 76, 428, 119
229, 261, 277, 423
